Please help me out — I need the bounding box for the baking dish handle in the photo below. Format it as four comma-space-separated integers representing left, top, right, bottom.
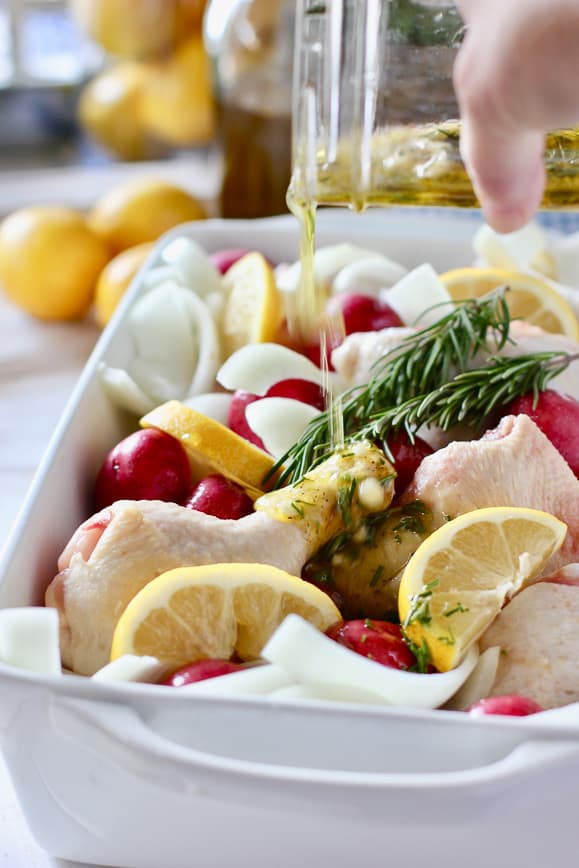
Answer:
50, 696, 579, 800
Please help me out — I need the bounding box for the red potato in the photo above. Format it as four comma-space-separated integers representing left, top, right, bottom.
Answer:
265, 378, 326, 411
326, 619, 416, 671
327, 292, 404, 335
228, 390, 266, 449
385, 430, 434, 495
468, 695, 544, 717
305, 293, 404, 368
95, 428, 192, 510
183, 474, 254, 519
229, 381, 325, 449
504, 390, 579, 477
161, 659, 243, 687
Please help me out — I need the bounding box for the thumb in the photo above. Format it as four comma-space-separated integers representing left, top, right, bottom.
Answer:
459, 115, 546, 233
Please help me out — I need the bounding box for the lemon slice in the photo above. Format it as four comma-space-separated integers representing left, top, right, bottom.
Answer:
398, 507, 567, 673
141, 400, 275, 494
221, 252, 284, 356
110, 563, 341, 667
440, 266, 579, 339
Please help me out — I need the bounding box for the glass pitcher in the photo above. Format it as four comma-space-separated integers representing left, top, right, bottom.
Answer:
290, 0, 579, 212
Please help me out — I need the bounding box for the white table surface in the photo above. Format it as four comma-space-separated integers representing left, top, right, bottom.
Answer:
0, 289, 105, 866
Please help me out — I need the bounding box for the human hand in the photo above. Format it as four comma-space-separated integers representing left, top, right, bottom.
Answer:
454, 0, 579, 232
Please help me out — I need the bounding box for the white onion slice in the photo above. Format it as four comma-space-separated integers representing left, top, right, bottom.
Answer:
276, 244, 387, 294
262, 615, 479, 710
332, 255, 408, 297
0, 608, 61, 675
444, 646, 501, 711
92, 655, 167, 684
181, 289, 222, 396
98, 363, 156, 416
382, 264, 453, 328
217, 343, 322, 394
270, 682, 386, 704
161, 237, 223, 298
179, 663, 294, 696
182, 392, 232, 425
141, 265, 185, 292
245, 398, 319, 459
473, 222, 549, 274
128, 282, 198, 401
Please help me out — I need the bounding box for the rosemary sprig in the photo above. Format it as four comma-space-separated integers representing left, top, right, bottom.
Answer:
269, 293, 512, 486
267, 289, 578, 487
362, 351, 576, 443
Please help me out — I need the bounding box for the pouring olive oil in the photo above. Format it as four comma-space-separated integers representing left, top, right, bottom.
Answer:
286, 0, 579, 455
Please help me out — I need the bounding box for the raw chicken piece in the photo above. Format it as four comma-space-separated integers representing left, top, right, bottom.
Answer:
331, 319, 579, 398
480, 576, 579, 709
47, 443, 394, 675
403, 414, 579, 572
331, 327, 416, 386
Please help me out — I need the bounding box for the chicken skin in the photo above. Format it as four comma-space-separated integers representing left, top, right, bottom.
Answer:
46, 443, 395, 675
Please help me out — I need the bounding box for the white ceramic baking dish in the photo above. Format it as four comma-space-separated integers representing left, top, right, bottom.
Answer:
2, 210, 579, 868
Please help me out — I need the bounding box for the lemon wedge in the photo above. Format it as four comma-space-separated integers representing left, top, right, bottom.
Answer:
398, 507, 567, 672
221, 252, 284, 356
141, 400, 275, 493
110, 563, 341, 667
440, 266, 579, 340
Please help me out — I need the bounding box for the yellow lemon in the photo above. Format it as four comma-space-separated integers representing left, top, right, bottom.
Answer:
94, 242, 154, 327
0, 207, 111, 321
78, 63, 159, 162
110, 563, 341, 667
440, 266, 579, 340
398, 507, 567, 673
69, 0, 181, 59
140, 36, 216, 148
221, 252, 284, 356
175, 0, 208, 34
89, 177, 206, 253
141, 400, 276, 493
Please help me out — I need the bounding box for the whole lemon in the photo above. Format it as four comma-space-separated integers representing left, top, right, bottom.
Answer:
94, 242, 154, 327
78, 63, 160, 161
175, 0, 208, 35
140, 36, 216, 148
0, 207, 111, 321
69, 0, 180, 59
88, 178, 206, 253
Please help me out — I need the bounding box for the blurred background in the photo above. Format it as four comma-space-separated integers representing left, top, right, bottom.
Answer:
0, 0, 293, 217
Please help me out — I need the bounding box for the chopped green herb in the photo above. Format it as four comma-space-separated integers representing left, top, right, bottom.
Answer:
290, 501, 305, 519
405, 638, 432, 673
369, 565, 385, 588
337, 475, 357, 527
403, 579, 439, 629
443, 602, 469, 617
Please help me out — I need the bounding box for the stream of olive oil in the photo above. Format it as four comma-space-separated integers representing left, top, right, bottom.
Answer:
287, 193, 345, 452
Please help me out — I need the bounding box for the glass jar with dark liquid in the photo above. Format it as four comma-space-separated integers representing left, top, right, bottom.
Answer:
205, 0, 294, 218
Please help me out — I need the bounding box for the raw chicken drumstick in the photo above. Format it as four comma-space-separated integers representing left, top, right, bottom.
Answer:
46, 443, 395, 675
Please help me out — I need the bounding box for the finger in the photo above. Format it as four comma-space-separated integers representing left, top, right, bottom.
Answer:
459, 116, 546, 233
